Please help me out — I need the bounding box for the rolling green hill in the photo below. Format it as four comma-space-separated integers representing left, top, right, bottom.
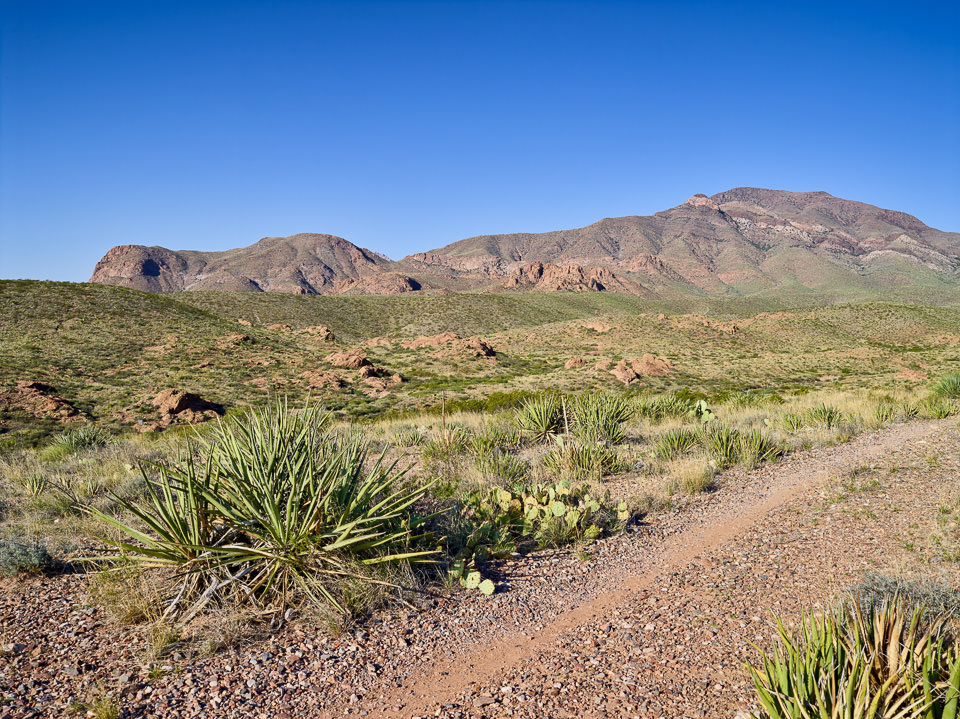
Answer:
3, 280, 960, 447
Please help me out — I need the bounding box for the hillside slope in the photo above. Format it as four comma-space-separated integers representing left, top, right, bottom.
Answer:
407, 188, 960, 295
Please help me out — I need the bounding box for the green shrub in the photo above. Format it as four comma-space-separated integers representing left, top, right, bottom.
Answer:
653, 427, 702, 460
85, 401, 436, 620
41, 425, 113, 462
745, 599, 960, 719
932, 372, 960, 399
779, 412, 805, 431
515, 396, 563, 443
471, 424, 521, 456
634, 394, 693, 424
0, 540, 57, 577
807, 403, 844, 428
391, 425, 426, 447
872, 401, 897, 425
421, 426, 471, 461
850, 573, 960, 626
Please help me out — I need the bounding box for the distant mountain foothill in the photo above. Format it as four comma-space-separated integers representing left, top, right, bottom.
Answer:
89, 188, 960, 298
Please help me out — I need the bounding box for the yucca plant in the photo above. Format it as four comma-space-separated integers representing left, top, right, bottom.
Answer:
42, 425, 113, 462
932, 372, 960, 399
779, 412, 805, 432
570, 393, 632, 445
918, 397, 957, 420
475, 451, 528, 482
516, 395, 564, 443
542, 437, 622, 481
392, 425, 426, 447
807, 403, 844, 428
85, 401, 437, 621
739, 429, 784, 469
873, 402, 898, 425
746, 598, 960, 719
635, 394, 694, 424
704, 424, 743, 468
654, 427, 702, 460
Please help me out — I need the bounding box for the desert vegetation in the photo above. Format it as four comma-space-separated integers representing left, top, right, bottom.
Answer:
3, 284, 960, 718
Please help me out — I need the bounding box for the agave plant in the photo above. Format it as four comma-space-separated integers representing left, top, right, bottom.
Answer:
704, 424, 743, 468
739, 429, 784, 469
85, 401, 437, 620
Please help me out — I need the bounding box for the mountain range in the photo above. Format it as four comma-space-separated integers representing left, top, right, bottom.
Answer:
89, 188, 960, 298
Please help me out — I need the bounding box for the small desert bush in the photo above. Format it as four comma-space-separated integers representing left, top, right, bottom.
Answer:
475, 451, 528, 483
871, 401, 897, 426
850, 573, 960, 626
932, 372, 960, 399
471, 423, 521, 456
703, 424, 743, 468
0, 539, 57, 577
739, 429, 785, 468
634, 394, 692, 424
918, 396, 957, 420
746, 599, 960, 719
515, 395, 563, 443
666, 457, 716, 494
85, 401, 436, 621
391, 425, 427, 447
41, 425, 113, 462
421, 426, 471, 460
779, 412, 805, 431
653, 427, 702, 460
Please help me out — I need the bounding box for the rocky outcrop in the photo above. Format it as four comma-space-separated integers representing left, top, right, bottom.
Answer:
325, 349, 371, 369
4, 381, 85, 423
502, 262, 641, 294
150, 389, 223, 427
402, 332, 460, 349
331, 273, 421, 295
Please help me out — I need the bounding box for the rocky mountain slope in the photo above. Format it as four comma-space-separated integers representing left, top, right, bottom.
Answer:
89, 233, 404, 294
90, 188, 960, 297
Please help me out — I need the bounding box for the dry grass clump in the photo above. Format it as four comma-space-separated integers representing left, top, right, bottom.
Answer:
665, 457, 716, 495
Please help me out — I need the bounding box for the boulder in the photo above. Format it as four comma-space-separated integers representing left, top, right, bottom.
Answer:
325, 349, 371, 369
402, 332, 460, 349
564, 357, 586, 369
610, 361, 640, 386
630, 354, 674, 377
150, 390, 224, 426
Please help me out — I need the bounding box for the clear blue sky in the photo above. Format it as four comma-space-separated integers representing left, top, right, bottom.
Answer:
1, 0, 958, 281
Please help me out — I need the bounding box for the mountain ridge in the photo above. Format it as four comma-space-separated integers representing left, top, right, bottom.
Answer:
89, 188, 960, 298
